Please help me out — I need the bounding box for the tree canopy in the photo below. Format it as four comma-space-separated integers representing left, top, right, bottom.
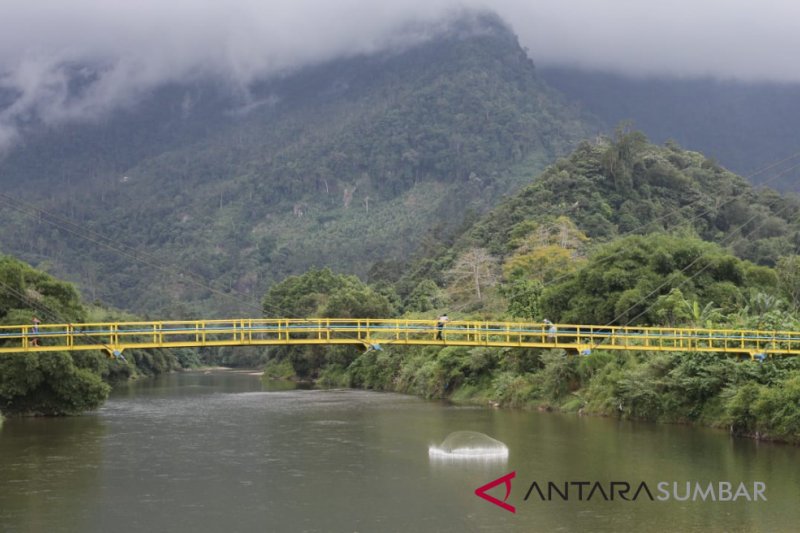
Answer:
0, 255, 108, 416
0, 255, 192, 416
467, 130, 800, 265
539, 234, 778, 326
262, 267, 394, 319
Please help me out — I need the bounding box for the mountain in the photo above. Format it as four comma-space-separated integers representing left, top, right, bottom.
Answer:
252, 134, 800, 444
466, 130, 800, 265
394, 130, 800, 307
539, 66, 800, 191
383, 131, 800, 327
0, 12, 593, 316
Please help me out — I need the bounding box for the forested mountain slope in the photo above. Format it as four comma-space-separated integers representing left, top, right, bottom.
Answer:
390, 128, 800, 318
540, 67, 800, 191
467, 131, 800, 266
259, 135, 800, 444
0, 13, 592, 315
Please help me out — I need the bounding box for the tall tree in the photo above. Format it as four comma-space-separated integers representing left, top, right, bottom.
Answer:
777, 255, 800, 310
503, 216, 588, 282
0, 255, 109, 416
446, 247, 499, 304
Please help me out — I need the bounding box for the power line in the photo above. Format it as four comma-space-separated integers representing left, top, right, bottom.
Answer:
745, 148, 800, 180
0, 278, 119, 356
535, 154, 800, 290
619, 202, 799, 328
581, 199, 800, 353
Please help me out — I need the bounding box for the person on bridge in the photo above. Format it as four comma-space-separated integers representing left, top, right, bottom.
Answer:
436, 313, 449, 340
543, 319, 556, 342
31, 317, 41, 346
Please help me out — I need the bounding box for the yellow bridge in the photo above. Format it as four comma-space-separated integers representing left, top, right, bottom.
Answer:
2, 318, 799, 360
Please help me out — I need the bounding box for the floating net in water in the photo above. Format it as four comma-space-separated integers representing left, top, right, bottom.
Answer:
428, 430, 509, 460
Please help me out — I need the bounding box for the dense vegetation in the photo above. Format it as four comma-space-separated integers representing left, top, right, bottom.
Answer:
466, 129, 800, 263
0, 12, 591, 316
373, 130, 800, 321
3, 10, 800, 442
540, 66, 800, 191
263, 235, 800, 442
260, 268, 394, 378
258, 134, 800, 443
334, 347, 800, 443
538, 234, 778, 326
0, 255, 197, 416
260, 237, 800, 443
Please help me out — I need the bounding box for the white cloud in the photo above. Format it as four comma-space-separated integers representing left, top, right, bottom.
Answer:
1, 0, 798, 150
502, 0, 800, 81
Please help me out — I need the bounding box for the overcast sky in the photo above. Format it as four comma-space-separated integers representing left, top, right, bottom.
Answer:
1, 0, 798, 148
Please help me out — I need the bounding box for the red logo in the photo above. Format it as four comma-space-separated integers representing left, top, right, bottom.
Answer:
475, 471, 516, 513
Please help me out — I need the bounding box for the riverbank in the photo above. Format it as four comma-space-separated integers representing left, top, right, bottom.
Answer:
265, 345, 800, 445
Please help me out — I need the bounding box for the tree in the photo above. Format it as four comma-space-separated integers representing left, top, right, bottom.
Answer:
503, 217, 588, 282
511, 216, 589, 251
503, 245, 573, 282
0, 352, 109, 416
652, 288, 723, 328
404, 279, 444, 313
685, 299, 723, 328
777, 255, 800, 310
0, 255, 112, 416
500, 279, 543, 319
446, 248, 499, 304
0, 257, 87, 325
539, 234, 775, 326
261, 267, 395, 379
600, 124, 647, 191
262, 267, 394, 318
651, 288, 692, 327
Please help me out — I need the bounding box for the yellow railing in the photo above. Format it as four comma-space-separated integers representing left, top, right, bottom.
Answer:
1, 319, 799, 360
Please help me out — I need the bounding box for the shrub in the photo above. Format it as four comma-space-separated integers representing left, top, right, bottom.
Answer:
720, 382, 764, 435
0, 352, 110, 416
261, 358, 296, 381
490, 372, 539, 408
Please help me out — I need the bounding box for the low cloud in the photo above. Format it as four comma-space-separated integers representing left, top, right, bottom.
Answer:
1, 0, 798, 150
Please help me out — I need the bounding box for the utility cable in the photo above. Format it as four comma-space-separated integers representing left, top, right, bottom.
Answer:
580, 198, 799, 353
0, 279, 119, 356
536, 156, 800, 290
618, 201, 799, 328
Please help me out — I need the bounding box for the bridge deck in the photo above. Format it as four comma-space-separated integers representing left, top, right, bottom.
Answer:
1, 319, 798, 359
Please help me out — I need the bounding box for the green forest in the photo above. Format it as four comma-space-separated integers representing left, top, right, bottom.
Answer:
541, 66, 800, 191
2, 13, 800, 444
0, 13, 590, 316
257, 133, 800, 444
5, 125, 800, 443
0, 255, 198, 416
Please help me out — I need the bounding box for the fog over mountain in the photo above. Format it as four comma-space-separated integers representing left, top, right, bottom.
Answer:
1, 1, 798, 150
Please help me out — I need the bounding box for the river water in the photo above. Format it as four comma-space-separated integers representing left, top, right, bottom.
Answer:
1, 370, 799, 532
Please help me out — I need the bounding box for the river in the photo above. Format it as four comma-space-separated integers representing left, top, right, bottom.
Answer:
1, 370, 798, 532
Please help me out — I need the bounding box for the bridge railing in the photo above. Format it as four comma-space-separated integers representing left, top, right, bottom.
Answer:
1, 319, 800, 357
